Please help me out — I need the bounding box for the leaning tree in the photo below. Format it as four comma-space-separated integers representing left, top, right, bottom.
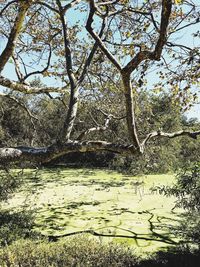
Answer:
0, 0, 199, 165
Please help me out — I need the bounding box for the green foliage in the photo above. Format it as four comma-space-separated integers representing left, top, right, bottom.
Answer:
158, 163, 200, 247
162, 163, 200, 211
0, 236, 138, 267
0, 89, 199, 174
109, 93, 200, 175
178, 213, 200, 246
0, 210, 38, 247
0, 169, 40, 247
0, 170, 22, 202
0, 236, 200, 267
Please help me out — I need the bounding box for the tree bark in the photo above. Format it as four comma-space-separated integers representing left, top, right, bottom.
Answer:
0, 1, 31, 73
0, 141, 137, 165
121, 73, 140, 150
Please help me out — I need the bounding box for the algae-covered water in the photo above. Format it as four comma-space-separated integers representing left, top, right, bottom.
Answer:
3, 168, 183, 255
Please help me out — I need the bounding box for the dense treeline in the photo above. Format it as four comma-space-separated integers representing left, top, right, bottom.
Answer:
1, 80, 199, 173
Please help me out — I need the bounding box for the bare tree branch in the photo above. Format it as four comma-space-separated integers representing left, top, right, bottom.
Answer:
121, 73, 141, 149
78, 18, 106, 84
86, 0, 122, 71
37, 1, 59, 14
1, 127, 200, 165
0, 0, 17, 17
77, 114, 112, 141
120, 0, 172, 150
0, 92, 38, 121
98, 0, 120, 7
141, 130, 200, 151
12, 54, 24, 81
23, 45, 52, 81
97, 109, 126, 120
0, 76, 66, 94
55, 0, 78, 142
63, 0, 82, 13
123, 0, 172, 74
151, 0, 172, 60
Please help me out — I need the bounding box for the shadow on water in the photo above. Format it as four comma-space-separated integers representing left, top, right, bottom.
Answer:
41, 205, 200, 267
43, 207, 182, 248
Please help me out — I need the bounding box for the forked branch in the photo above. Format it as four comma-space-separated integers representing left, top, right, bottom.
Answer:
141, 130, 200, 151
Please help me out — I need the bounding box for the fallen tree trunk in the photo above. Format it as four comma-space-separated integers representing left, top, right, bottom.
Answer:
1, 128, 200, 165
0, 141, 137, 165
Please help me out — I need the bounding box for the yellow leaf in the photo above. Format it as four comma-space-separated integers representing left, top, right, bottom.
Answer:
175, 0, 182, 4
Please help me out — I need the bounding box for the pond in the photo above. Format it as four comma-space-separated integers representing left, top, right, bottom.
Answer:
3, 168, 184, 255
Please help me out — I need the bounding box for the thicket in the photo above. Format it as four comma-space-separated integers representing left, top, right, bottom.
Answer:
0, 169, 22, 202
0, 236, 139, 267
1, 88, 199, 174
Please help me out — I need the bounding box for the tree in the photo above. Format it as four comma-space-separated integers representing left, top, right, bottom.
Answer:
0, 0, 199, 165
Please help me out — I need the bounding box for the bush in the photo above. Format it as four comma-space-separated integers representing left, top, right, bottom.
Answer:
157, 163, 200, 247
161, 163, 200, 211
0, 169, 40, 247
1, 236, 200, 267
0, 210, 40, 246
0, 236, 138, 267
0, 169, 23, 202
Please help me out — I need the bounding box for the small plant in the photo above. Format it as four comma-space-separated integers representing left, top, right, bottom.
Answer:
0, 210, 41, 247
158, 163, 200, 211
0, 168, 40, 247
0, 168, 23, 202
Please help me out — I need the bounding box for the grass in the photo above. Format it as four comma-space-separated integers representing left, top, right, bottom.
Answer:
2, 168, 183, 256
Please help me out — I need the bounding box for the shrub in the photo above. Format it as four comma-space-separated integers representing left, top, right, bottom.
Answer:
157, 163, 200, 247
0, 210, 40, 247
0, 236, 138, 267
0, 169, 40, 247
0, 169, 22, 202
161, 163, 200, 211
